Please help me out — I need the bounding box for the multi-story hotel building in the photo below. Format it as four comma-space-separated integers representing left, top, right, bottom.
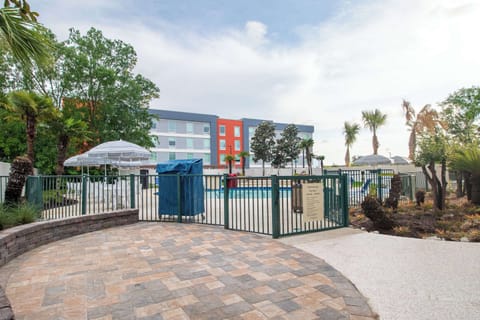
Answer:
149, 109, 314, 169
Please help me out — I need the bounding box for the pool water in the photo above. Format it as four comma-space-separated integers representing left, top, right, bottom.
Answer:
206, 187, 291, 199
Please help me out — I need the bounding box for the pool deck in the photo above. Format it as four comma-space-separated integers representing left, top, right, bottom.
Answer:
0, 223, 376, 320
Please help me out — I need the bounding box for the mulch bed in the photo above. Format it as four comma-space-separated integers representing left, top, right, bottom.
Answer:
350, 195, 480, 242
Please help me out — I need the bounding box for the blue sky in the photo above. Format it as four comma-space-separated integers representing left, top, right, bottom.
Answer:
35, 0, 480, 165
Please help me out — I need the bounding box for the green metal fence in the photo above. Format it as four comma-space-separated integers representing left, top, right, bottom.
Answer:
325, 169, 394, 206
25, 173, 348, 238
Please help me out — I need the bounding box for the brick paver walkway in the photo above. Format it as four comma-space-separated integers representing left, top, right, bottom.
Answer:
0, 223, 376, 320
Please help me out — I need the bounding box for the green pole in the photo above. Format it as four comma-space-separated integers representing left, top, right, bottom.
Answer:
271, 175, 280, 239
223, 174, 229, 229
81, 175, 87, 215
377, 169, 382, 201
177, 174, 182, 223
341, 174, 349, 226
130, 174, 135, 209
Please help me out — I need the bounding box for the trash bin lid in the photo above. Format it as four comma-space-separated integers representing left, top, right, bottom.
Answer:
156, 159, 203, 174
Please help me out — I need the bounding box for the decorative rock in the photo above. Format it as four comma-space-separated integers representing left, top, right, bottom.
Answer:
460, 237, 470, 242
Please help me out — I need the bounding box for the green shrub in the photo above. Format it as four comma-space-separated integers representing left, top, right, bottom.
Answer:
10, 203, 41, 225
361, 195, 394, 230
0, 206, 15, 230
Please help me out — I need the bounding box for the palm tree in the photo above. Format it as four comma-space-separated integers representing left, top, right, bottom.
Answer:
362, 109, 387, 155
225, 154, 235, 174
4, 90, 54, 163
299, 138, 314, 175
0, 6, 51, 67
450, 145, 480, 205
402, 100, 443, 160
47, 109, 90, 175
343, 121, 360, 166
238, 151, 249, 176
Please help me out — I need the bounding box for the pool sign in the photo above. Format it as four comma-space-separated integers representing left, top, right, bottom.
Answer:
301, 182, 324, 222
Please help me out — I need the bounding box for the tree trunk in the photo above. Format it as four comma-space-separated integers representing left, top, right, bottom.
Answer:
470, 174, 480, 205
455, 170, 464, 198
262, 161, 265, 176
26, 113, 36, 163
465, 172, 472, 201
306, 149, 312, 175
408, 131, 416, 161
228, 161, 232, 174
440, 159, 447, 210
372, 130, 379, 155
55, 134, 69, 176
345, 147, 350, 167
241, 157, 246, 176
422, 162, 440, 210
4, 156, 33, 205
302, 149, 305, 168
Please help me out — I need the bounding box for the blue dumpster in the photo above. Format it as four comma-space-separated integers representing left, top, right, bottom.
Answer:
156, 159, 204, 216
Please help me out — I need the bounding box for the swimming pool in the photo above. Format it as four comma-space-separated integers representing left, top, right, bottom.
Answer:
206, 187, 292, 199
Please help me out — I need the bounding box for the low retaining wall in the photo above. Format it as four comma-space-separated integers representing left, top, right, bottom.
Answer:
0, 209, 139, 320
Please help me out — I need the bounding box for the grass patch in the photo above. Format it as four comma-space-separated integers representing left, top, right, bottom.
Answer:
0, 203, 41, 230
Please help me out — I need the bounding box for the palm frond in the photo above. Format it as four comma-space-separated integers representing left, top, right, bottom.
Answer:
0, 7, 52, 67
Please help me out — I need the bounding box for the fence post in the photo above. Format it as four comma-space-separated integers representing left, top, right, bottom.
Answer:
271, 175, 280, 239
223, 174, 229, 229
410, 175, 415, 201
26, 176, 43, 210
130, 174, 135, 209
177, 174, 182, 223
81, 175, 87, 215
341, 174, 349, 226
377, 169, 383, 201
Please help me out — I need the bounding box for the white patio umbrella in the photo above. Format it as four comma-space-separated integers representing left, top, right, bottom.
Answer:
86, 140, 151, 161
391, 156, 410, 165
352, 154, 393, 166
64, 154, 112, 175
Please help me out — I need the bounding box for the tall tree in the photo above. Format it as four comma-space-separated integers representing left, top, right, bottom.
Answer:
361, 109, 387, 155
277, 124, 301, 175
449, 145, 480, 205
415, 130, 448, 211
238, 151, 249, 176
250, 121, 276, 176
4, 90, 54, 163
402, 100, 444, 160
224, 154, 234, 174
299, 138, 314, 175
343, 121, 360, 166
0, 1, 51, 67
440, 87, 480, 198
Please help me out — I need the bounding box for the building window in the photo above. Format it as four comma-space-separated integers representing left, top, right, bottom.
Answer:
203, 124, 210, 133
235, 154, 240, 162
234, 140, 241, 151
151, 120, 157, 129
169, 152, 176, 160
187, 153, 194, 159
168, 120, 176, 132
186, 122, 193, 134
168, 138, 176, 148
220, 139, 226, 150
219, 125, 226, 136
186, 138, 193, 149
249, 127, 255, 138
234, 126, 241, 137
203, 139, 210, 149
220, 154, 225, 163
150, 152, 157, 161
204, 154, 210, 164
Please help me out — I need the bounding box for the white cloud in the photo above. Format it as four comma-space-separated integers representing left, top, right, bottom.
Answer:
36, 0, 480, 165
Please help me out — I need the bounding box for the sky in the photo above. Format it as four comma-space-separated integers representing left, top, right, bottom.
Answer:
35, 0, 480, 165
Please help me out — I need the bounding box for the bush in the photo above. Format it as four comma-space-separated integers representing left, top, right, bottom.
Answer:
0, 203, 40, 230
361, 195, 395, 230
0, 206, 15, 230
10, 204, 40, 224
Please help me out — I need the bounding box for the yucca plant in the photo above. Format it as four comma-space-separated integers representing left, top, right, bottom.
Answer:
450, 146, 480, 205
